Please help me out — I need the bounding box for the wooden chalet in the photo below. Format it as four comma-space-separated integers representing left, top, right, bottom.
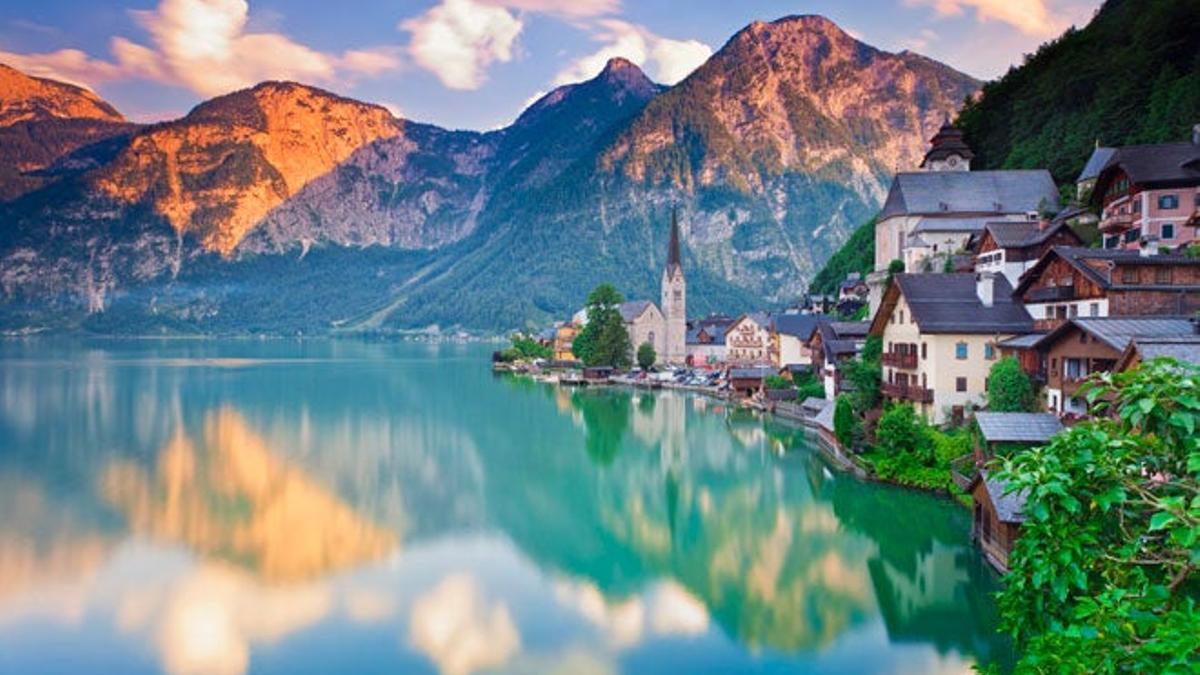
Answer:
968, 471, 1028, 573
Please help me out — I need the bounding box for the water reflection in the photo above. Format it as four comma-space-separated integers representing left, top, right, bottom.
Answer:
0, 341, 1011, 674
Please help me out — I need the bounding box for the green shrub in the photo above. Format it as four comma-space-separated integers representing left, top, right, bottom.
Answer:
764, 374, 793, 390
636, 341, 656, 370
986, 356, 1035, 412
876, 404, 935, 465
833, 395, 859, 449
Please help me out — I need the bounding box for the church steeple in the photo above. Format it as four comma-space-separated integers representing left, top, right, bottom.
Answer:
667, 205, 682, 274
919, 116, 974, 172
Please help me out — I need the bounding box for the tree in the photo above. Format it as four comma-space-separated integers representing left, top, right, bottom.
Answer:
764, 374, 793, 390
875, 404, 934, 465
995, 359, 1200, 672
573, 284, 632, 368
986, 356, 1035, 412
843, 335, 882, 413
792, 369, 825, 400
636, 341, 656, 370
833, 395, 859, 449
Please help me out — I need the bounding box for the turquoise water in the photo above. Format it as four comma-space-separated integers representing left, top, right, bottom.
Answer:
0, 340, 1011, 674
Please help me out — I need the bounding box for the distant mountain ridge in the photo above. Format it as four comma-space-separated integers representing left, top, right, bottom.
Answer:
0, 15, 979, 334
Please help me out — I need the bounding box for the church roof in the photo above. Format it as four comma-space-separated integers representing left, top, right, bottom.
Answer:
920, 120, 975, 167
665, 206, 683, 278
880, 170, 1060, 221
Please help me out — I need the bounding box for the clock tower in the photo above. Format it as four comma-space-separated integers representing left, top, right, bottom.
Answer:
660, 207, 687, 364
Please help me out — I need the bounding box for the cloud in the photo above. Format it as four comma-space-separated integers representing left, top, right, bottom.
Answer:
552, 20, 711, 86
0, 0, 400, 96
900, 28, 940, 52
403, 0, 523, 90
479, 0, 619, 17
904, 0, 1068, 36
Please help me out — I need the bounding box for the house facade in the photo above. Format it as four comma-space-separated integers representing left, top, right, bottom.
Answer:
871, 273, 1033, 424
1091, 129, 1200, 250
810, 320, 869, 400
972, 218, 1083, 287
620, 300, 666, 360
724, 312, 773, 366
1031, 317, 1196, 415
1013, 246, 1200, 331
772, 314, 826, 369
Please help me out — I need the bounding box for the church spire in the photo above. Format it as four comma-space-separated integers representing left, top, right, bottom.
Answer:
667, 205, 681, 271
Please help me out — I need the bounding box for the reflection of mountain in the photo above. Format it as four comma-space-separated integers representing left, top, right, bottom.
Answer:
99, 408, 398, 582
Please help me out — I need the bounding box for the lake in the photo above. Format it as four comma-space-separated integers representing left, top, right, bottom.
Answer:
0, 340, 1012, 674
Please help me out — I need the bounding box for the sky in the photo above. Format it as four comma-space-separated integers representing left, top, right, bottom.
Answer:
0, 0, 1103, 130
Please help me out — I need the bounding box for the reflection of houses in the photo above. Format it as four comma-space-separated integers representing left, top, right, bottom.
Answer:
1012, 246, 1200, 331
1030, 317, 1196, 415
724, 312, 773, 366
1089, 129, 1200, 250
871, 273, 1032, 424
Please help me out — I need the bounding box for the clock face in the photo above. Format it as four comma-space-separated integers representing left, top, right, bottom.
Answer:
948, 156, 959, 167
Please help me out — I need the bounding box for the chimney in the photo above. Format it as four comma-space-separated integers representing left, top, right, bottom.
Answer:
1139, 235, 1160, 257
976, 271, 995, 307
1038, 215, 1052, 231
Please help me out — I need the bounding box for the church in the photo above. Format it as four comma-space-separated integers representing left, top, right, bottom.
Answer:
619, 208, 687, 365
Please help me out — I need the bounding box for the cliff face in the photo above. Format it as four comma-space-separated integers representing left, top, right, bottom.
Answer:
0, 15, 981, 334
0, 63, 138, 201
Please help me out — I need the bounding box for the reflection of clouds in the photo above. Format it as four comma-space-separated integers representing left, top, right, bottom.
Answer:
116, 564, 331, 675
343, 589, 397, 624
553, 578, 709, 649
409, 573, 520, 675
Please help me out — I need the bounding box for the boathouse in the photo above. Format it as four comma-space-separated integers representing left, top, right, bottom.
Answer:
967, 471, 1028, 573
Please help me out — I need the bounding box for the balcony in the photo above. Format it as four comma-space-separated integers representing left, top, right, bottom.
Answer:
881, 351, 918, 369
1099, 212, 1133, 233
881, 382, 934, 404
1026, 285, 1076, 302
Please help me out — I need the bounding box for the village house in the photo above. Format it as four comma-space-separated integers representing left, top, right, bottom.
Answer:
809, 320, 870, 399
1115, 333, 1200, 372
1076, 144, 1117, 202
868, 121, 1060, 313
972, 217, 1083, 287
1012, 246, 1200, 331
553, 322, 579, 362
1030, 316, 1196, 415
724, 312, 774, 366
685, 315, 733, 366
772, 314, 827, 369
871, 272, 1033, 425
959, 412, 1061, 572
1090, 126, 1200, 251
839, 273, 868, 301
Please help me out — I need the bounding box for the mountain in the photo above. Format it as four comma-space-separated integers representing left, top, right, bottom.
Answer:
0, 64, 138, 201
957, 0, 1200, 184
0, 15, 979, 335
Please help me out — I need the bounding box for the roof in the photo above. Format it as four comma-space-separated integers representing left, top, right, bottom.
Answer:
726, 311, 772, 335
921, 121, 975, 166
619, 300, 655, 322
875, 273, 1033, 334
879, 170, 1060, 221
1076, 146, 1116, 183
911, 215, 997, 234
800, 396, 827, 413
729, 366, 775, 379
774, 313, 827, 339
1013, 246, 1200, 297
830, 321, 870, 338
817, 321, 867, 362
974, 412, 1063, 444
686, 326, 727, 346
968, 471, 1029, 524
997, 333, 1046, 350
1091, 142, 1200, 198
982, 220, 1080, 249
666, 206, 683, 277
813, 399, 836, 432
1034, 316, 1197, 352
1117, 335, 1200, 371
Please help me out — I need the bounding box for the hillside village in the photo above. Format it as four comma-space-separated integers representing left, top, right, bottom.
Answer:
507, 119, 1200, 573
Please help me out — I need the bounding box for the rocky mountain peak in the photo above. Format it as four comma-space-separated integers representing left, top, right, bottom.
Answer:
0, 62, 126, 126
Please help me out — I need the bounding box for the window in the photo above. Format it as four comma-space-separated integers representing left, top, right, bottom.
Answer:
985, 343, 996, 360
1122, 268, 1139, 284
1195, 192, 1200, 208
1069, 304, 1079, 318
1161, 223, 1175, 240
1158, 194, 1179, 210
956, 377, 967, 392
1065, 358, 1083, 380
1132, 198, 1141, 213
1104, 235, 1119, 249
955, 342, 968, 360
899, 310, 904, 324
1124, 228, 1141, 243
921, 342, 927, 360
1156, 267, 1172, 284
1079, 332, 1088, 344
1090, 302, 1100, 317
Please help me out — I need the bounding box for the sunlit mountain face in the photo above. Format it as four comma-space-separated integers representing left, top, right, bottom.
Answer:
0, 340, 1011, 673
